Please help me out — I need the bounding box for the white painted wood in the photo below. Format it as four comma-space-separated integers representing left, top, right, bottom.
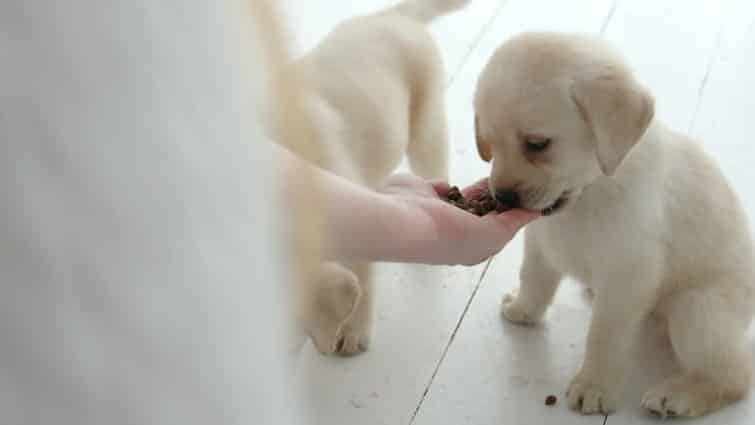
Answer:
601, 0, 736, 132
296, 263, 485, 425
430, 0, 508, 85
690, 0, 755, 214
413, 233, 601, 425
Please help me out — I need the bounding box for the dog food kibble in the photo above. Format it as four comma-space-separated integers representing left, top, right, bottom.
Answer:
447, 187, 463, 202
545, 395, 557, 406
443, 186, 502, 216
481, 198, 497, 212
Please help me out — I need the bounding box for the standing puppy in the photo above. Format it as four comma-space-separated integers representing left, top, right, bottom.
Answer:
284, 0, 469, 356
474, 32, 755, 417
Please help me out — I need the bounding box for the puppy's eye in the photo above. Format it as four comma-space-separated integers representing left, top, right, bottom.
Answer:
523, 135, 552, 153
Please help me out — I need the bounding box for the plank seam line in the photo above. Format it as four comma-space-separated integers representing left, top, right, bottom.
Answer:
407, 256, 496, 424
445, 0, 510, 88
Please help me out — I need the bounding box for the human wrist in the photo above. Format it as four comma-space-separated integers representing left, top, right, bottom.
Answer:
378, 194, 439, 264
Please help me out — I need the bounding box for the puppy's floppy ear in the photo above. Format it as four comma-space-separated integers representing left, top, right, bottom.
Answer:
475, 115, 492, 162
570, 69, 655, 175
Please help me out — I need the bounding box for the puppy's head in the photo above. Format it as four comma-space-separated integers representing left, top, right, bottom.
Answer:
474, 32, 655, 215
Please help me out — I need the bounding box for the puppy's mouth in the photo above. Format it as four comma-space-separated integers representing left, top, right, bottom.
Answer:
540, 193, 569, 216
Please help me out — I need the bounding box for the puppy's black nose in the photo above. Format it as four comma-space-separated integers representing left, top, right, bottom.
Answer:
495, 190, 520, 209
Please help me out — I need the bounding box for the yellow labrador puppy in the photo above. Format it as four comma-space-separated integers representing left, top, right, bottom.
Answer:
474, 32, 755, 417
285, 0, 469, 356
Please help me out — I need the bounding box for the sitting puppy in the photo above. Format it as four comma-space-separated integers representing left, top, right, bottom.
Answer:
282, 0, 469, 355
474, 32, 755, 417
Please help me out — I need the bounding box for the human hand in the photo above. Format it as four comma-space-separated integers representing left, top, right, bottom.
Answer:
379, 174, 539, 266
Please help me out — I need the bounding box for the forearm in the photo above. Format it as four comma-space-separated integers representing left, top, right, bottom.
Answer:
319, 172, 434, 263
274, 143, 431, 263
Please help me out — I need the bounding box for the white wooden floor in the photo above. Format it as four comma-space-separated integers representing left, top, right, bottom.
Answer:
282, 1, 755, 424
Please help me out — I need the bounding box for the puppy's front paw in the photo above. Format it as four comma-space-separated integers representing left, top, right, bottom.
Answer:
335, 322, 371, 356
309, 319, 371, 356
307, 264, 362, 356
567, 372, 618, 415
310, 322, 343, 355
501, 289, 542, 325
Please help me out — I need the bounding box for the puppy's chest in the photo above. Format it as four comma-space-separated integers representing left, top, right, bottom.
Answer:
529, 215, 621, 284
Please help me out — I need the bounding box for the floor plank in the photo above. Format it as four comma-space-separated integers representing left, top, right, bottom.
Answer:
430, 0, 508, 85
296, 263, 485, 425
412, 231, 604, 425
601, 0, 736, 132
690, 0, 755, 213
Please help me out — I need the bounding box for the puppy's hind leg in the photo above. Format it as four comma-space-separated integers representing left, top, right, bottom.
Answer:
642, 287, 754, 418
407, 71, 449, 181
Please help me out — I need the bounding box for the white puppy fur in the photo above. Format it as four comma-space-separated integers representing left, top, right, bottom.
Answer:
287, 0, 468, 355
474, 32, 755, 417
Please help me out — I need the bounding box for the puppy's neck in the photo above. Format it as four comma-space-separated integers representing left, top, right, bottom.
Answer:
568, 121, 666, 216
611, 120, 666, 181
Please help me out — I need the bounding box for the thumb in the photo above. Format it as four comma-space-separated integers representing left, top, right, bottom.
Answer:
430, 181, 452, 197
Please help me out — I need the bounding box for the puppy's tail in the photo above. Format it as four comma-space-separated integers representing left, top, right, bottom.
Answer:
390, 0, 471, 23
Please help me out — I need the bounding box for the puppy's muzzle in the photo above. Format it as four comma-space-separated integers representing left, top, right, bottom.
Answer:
495, 190, 521, 210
